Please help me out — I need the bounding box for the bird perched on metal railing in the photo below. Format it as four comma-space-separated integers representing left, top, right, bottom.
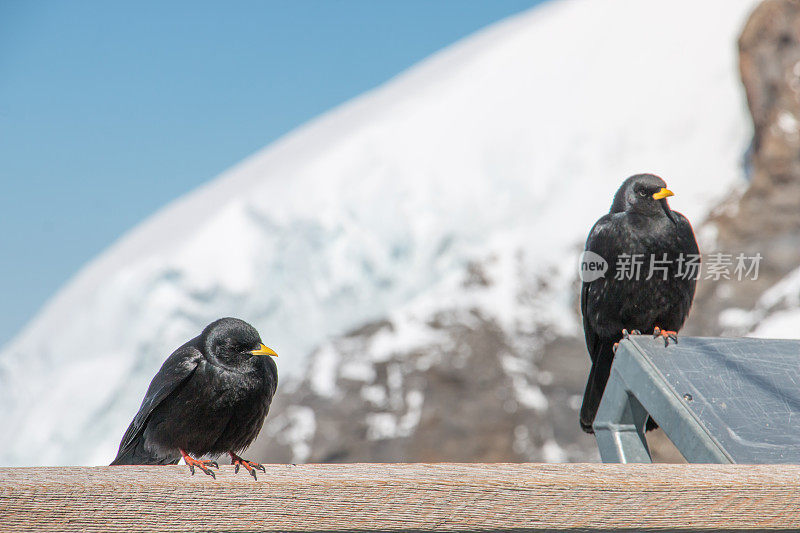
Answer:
579, 174, 698, 434
111, 317, 278, 479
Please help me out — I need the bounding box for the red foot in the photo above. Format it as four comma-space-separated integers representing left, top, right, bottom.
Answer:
180, 449, 218, 478
615, 330, 641, 352
229, 451, 266, 480
621, 329, 641, 338
653, 327, 678, 347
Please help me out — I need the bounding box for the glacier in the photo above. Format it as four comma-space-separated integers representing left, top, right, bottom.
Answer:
0, 0, 759, 465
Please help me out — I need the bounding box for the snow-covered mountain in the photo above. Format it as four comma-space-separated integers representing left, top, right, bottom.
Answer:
0, 0, 760, 465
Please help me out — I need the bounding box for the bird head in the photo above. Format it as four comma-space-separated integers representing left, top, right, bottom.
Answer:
202, 317, 277, 366
610, 173, 676, 222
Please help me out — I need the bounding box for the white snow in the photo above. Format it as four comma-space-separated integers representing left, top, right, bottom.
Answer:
368, 313, 448, 363
307, 343, 340, 398
0, 0, 758, 465
398, 390, 424, 437
758, 267, 800, 310
502, 354, 548, 411
719, 307, 757, 330
270, 406, 316, 464
361, 384, 388, 407
365, 390, 424, 441
365, 413, 399, 441
541, 439, 569, 463
747, 266, 800, 339
777, 111, 800, 140
339, 360, 377, 383
751, 310, 800, 339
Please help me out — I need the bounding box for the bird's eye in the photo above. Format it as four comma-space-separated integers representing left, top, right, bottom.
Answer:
638, 190, 647, 197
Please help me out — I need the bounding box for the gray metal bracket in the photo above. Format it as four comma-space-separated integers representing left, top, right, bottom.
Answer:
593, 336, 733, 463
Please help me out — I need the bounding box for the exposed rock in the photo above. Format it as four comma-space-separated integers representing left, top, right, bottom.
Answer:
690, 0, 800, 335
253, 317, 597, 463
251, 255, 681, 464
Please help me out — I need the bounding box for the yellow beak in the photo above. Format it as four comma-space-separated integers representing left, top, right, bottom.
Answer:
652, 188, 674, 200
250, 343, 278, 357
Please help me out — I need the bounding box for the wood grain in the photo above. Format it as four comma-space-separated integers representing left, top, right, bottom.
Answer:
2, 464, 799, 531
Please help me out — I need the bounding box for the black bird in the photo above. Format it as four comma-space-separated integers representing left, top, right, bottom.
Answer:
579, 174, 698, 434
111, 317, 278, 479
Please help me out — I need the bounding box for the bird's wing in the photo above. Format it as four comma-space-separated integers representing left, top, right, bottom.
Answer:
673, 210, 700, 255
581, 215, 616, 363
115, 343, 202, 458
672, 209, 700, 308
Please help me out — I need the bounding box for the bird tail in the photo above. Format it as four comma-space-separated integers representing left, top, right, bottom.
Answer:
579, 342, 615, 434
110, 434, 177, 465
579, 340, 659, 433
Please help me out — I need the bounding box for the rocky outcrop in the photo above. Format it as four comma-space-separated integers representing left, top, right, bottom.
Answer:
250, 257, 599, 464
250, 256, 683, 464
691, 0, 800, 335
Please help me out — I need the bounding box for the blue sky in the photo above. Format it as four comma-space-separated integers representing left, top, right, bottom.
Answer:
0, 0, 546, 345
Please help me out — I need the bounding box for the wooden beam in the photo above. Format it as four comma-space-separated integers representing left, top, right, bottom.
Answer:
2, 464, 799, 531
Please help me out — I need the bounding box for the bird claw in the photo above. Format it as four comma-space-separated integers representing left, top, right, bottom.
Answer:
189, 461, 216, 479
653, 327, 679, 347
181, 450, 219, 478
620, 329, 642, 341
616, 329, 644, 353
229, 452, 265, 481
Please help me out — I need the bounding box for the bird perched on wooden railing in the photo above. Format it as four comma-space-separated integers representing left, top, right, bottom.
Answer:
579, 174, 698, 434
110, 317, 278, 479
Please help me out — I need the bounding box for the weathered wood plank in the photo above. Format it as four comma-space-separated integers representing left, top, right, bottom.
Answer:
1, 464, 799, 531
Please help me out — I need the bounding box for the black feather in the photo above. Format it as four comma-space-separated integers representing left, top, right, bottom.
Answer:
579, 174, 698, 433
110, 317, 278, 465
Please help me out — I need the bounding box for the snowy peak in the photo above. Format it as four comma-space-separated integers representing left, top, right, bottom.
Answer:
0, 0, 758, 465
